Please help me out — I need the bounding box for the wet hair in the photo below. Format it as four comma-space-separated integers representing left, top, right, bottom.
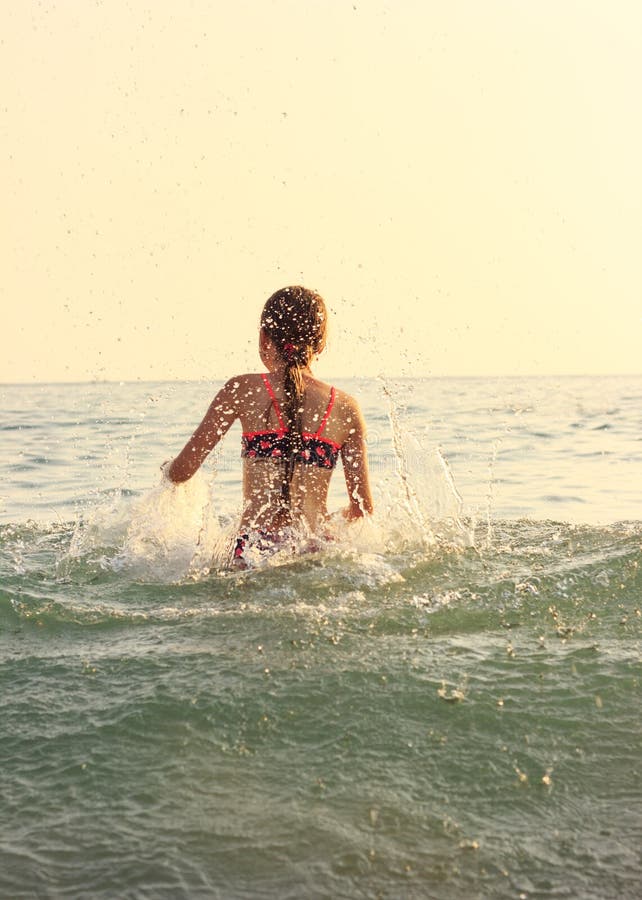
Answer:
260, 286, 328, 505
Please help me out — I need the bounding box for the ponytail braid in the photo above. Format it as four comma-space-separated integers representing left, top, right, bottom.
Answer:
260, 287, 328, 508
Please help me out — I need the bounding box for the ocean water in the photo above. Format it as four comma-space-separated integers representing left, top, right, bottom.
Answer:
1, 375, 640, 899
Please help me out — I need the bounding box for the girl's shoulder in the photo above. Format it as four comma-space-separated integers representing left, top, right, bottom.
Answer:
315, 381, 366, 435
220, 372, 269, 396
216, 374, 273, 430
327, 383, 362, 414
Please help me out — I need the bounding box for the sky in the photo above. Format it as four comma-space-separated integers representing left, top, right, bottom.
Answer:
2, 0, 641, 382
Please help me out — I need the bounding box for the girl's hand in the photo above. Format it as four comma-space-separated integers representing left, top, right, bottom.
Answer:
342, 504, 367, 521
160, 460, 173, 482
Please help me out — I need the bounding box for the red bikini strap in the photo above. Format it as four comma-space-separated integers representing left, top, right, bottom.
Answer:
261, 373, 286, 431
316, 387, 336, 437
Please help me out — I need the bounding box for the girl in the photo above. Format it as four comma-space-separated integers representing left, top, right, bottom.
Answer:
163, 286, 373, 564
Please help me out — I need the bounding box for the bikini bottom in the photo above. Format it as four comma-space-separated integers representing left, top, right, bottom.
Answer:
232, 528, 329, 567
232, 530, 281, 565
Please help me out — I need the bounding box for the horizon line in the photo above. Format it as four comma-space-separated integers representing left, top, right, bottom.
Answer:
2, 371, 641, 388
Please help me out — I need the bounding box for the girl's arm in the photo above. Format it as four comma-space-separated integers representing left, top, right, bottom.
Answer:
340, 399, 374, 518
165, 380, 240, 483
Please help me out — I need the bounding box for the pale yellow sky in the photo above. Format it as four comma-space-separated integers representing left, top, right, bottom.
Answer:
2, 0, 641, 382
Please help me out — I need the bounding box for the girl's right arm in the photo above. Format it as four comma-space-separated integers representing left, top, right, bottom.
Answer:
340, 398, 374, 519
165, 379, 242, 483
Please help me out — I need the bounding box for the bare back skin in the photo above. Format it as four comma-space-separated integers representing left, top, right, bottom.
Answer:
166, 368, 373, 536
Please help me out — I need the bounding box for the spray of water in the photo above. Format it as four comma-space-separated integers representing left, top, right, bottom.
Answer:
64, 385, 474, 581
67, 471, 227, 582
379, 378, 473, 550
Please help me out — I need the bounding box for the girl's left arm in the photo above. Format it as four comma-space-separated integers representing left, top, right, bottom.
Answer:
340, 398, 374, 518
165, 379, 240, 483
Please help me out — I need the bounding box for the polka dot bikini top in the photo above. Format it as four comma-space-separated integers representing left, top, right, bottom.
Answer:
241, 374, 341, 469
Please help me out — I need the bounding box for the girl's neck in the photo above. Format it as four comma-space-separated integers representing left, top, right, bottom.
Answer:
267, 364, 313, 378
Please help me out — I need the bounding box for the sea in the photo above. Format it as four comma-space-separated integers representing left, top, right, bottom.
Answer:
1, 375, 640, 899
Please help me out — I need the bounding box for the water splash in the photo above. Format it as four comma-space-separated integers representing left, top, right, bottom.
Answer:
485, 438, 500, 550
67, 471, 227, 582
60, 386, 476, 581
379, 379, 473, 550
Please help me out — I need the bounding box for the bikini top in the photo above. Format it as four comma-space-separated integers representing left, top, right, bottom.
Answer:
241, 374, 341, 469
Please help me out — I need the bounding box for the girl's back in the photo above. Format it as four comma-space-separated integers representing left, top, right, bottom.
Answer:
237, 371, 359, 533
164, 286, 372, 564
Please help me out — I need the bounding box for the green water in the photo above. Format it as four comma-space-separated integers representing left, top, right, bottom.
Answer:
2, 519, 641, 898
2, 377, 641, 896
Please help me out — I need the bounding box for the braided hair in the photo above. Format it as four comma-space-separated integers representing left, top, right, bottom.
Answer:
260, 286, 328, 504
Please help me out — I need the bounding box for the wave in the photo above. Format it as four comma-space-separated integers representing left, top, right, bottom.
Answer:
2, 511, 640, 637
2, 406, 640, 637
